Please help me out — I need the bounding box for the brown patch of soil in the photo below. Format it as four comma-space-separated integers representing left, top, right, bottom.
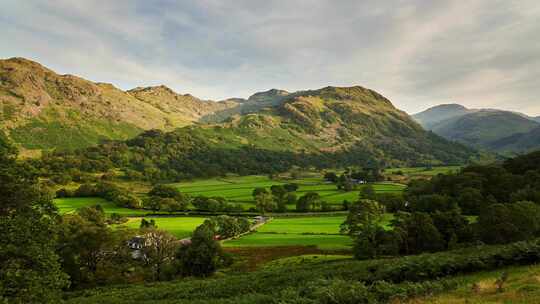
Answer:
224, 246, 350, 271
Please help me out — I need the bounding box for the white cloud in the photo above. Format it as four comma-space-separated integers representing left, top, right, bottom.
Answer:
1, 0, 539, 115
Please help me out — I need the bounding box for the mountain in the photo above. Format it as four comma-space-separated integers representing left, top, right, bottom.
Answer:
431, 110, 539, 148
43, 85, 477, 181
199, 89, 290, 123
534, 117, 540, 123
488, 126, 540, 153
414, 104, 540, 152
2, 57, 476, 168
0, 57, 238, 150
413, 104, 474, 129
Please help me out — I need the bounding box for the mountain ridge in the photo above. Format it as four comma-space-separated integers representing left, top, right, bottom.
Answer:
413, 104, 540, 152
1, 57, 476, 167
0, 57, 248, 149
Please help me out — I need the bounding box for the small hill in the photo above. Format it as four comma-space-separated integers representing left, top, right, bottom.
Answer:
413, 104, 474, 129
414, 104, 540, 152
0, 57, 238, 150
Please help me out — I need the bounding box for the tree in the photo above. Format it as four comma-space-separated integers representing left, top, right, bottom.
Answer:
341, 200, 387, 259
296, 192, 320, 212
457, 187, 486, 215
148, 184, 188, 211
0, 132, 69, 303
271, 185, 288, 213
283, 183, 299, 192
255, 192, 276, 215
393, 212, 444, 254
149, 184, 186, 202
431, 210, 472, 248
176, 221, 222, 277
252, 187, 269, 198
208, 215, 251, 239
477, 202, 540, 244
324, 172, 338, 183
58, 208, 115, 287
360, 184, 376, 200
140, 218, 157, 229
140, 229, 178, 281
143, 196, 162, 211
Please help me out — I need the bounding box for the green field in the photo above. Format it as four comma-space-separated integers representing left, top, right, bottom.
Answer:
171, 175, 406, 208
384, 166, 461, 177
54, 197, 149, 216
118, 217, 207, 239
224, 215, 353, 250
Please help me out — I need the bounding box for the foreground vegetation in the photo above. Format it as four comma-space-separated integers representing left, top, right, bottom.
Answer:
65, 239, 540, 303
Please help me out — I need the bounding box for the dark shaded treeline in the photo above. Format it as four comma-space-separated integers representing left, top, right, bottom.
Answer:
34, 127, 475, 182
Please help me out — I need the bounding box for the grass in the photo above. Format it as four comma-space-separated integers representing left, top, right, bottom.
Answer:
117, 217, 207, 239
224, 233, 352, 250
54, 197, 149, 216
171, 175, 406, 207
224, 214, 393, 250
224, 215, 354, 250
408, 264, 540, 303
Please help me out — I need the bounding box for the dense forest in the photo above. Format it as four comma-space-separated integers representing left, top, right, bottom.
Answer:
34, 124, 475, 182
344, 151, 540, 260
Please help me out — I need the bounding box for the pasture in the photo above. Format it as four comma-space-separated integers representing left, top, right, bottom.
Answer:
170, 175, 406, 208
54, 197, 149, 216
224, 213, 395, 250
118, 217, 207, 239
224, 215, 352, 250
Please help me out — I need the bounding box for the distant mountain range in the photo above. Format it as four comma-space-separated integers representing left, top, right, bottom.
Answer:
413, 104, 540, 153
0, 57, 475, 166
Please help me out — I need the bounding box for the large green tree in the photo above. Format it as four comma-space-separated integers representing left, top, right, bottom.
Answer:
176, 221, 222, 277
341, 200, 389, 259
0, 131, 69, 303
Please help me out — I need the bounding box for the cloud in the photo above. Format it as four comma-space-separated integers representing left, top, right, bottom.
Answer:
1, 0, 539, 115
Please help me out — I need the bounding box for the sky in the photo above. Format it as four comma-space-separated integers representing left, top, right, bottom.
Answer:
1, 0, 539, 115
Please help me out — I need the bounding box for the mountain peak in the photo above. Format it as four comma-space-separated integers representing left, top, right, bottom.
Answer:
248, 89, 289, 102
128, 85, 177, 95
413, 103, 473, 129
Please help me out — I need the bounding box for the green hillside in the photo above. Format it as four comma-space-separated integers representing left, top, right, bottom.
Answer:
39, 86, 476, 181
489, 125, 540, 153
431, 110, 538, 149
413, 104, 540, 152
413, 103, 473, 129
0, 58, 238, 150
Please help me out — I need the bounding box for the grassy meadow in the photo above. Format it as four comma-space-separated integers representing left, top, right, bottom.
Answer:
118, 217, 207, 239
170, 175, 406, 209
224, 213, 394, 250
224, 215, 352, 250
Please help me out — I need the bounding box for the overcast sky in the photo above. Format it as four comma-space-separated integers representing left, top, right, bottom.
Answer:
1, 0, 539, 115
